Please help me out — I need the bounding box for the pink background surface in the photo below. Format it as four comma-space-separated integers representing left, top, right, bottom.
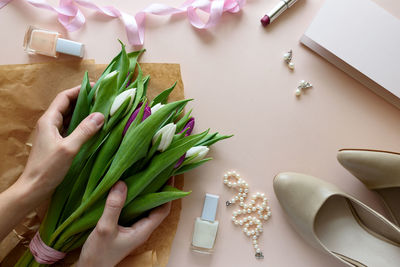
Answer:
1, 0, 400, 266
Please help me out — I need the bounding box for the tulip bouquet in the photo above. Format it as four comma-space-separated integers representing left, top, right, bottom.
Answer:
16, 42, 231, 266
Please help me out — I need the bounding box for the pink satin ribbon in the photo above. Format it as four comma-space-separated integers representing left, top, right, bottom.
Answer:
0, 0, 245, 46
29, 232, 66, 264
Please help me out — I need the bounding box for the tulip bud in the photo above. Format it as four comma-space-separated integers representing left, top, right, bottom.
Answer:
151, 103, 164, 114
152, 123, 176, 152
123, 103, 151, 136
110, 88, 136, 117
185, 146, 209, 163
180, 117, 195, 136
174, 118, 195, 168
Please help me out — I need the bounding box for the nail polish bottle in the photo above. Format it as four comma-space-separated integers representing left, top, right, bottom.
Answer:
191, 193, 219, 254
23, 26, 85, 58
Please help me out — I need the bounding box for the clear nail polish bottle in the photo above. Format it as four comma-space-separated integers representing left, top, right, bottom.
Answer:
23, 26, 85, 58
191, 193, 219, 254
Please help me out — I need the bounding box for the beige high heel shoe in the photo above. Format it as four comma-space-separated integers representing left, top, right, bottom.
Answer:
274, 172, 400, 267
338, 149, 400, 226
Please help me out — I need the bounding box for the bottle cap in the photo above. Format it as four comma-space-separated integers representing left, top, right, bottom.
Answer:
201, 193, 219, 222
56, 38, 85, 58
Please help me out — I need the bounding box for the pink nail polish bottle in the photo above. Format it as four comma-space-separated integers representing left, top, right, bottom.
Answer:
23, 26, 85, 58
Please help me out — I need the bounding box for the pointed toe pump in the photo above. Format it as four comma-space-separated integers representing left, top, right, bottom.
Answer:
273, 172, 400, 267
338, 149, 400, 225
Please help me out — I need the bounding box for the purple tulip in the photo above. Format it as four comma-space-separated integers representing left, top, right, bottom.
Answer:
180, 117, 195, 136
175, 117, 195, 168
123, 103, 151, 136
125, 72, 131, 88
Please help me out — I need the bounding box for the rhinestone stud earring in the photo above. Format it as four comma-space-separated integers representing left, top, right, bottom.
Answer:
283, 50, 294, 70
295, 80, 313, 96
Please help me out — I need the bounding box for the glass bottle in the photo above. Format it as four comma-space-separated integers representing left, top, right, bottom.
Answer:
23, 26, 84, 58
191, 193, 220, 254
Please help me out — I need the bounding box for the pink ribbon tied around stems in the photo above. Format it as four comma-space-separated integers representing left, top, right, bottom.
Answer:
0, 0, 246, 46
29, 232, 66, 264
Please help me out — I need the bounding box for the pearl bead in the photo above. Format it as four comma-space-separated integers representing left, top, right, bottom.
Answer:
243, 218, 248, 222
239, 202, 244, 207
224, 179, 228, 184
254, 244, 259, 249
295, 88, 301, 96
239, 197, 244, 202
239, 188, 243, 193
253, 235, 258, 240
227, 171, 232, 175
256, 248, 261, 253
249, 221, 253, 226
232, 182, 237, 187
234, 220, 239, 225
247, 209, 251, 213
283, 52, 291, 61
261, 193, 265, 198
251, 230, 255, 235
239, 220, 243, 225
224, 174, 228, 178
228, 182, 232, 187
252, 207, 257, 212
250, 200, 255, 205
247, 216, 252, 221
256, 192, 261, 197
263, 215, 268, 220
267, 207, 271, 211
245, 223, 249, 228
244, 189, 249, 193
246, 231, 251, 236
235, 196, 239, 201
232, 216, 236, 221
253, 240, 257, 245
267, 212, 271, 216
231, 199, 235, 203
243, 228, 248, 232
288, 62, 295, 69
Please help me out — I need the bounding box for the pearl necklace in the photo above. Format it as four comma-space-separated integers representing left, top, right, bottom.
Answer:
224, 171, 271, 259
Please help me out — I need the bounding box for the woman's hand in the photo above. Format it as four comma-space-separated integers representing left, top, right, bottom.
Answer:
0, 85, 104, 241
19, 85, 104, 201
77, 181, 171, 267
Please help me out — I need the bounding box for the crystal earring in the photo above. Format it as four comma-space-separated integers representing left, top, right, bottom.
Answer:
295, 80, 313, 96
283, 50, 294, 70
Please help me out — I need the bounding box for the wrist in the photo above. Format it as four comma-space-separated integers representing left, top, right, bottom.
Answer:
13, 172, 54, 209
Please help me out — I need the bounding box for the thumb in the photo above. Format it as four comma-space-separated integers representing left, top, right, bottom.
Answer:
65, 112, 104, 153
98, 181, 127, 229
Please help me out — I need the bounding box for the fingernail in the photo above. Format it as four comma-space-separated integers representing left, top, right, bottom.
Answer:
111, 182, 126, 194
89, 113, 104, 126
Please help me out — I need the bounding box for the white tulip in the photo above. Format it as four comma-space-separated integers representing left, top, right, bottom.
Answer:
152, 123, 176, 152
150, 103, 164, 114
109, 88, 136, 117
185, 146, 209, 163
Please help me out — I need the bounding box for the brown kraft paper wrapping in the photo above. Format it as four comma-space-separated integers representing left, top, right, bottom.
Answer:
0, 60, 185, 267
